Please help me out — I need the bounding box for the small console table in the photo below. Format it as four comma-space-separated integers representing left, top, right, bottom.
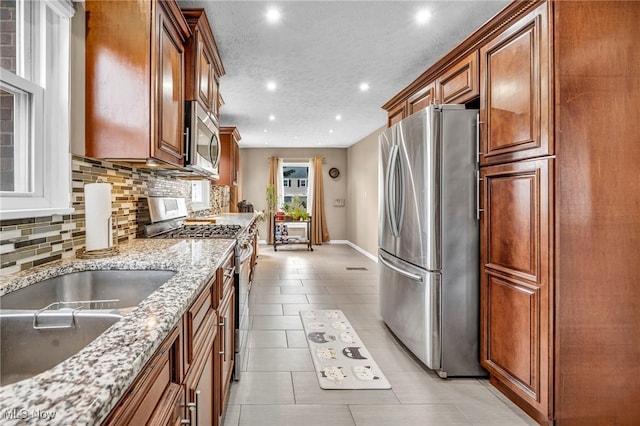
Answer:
273, 216, 313, 251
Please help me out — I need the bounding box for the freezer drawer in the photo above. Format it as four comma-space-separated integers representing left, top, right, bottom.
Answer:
378, 250, 440, 369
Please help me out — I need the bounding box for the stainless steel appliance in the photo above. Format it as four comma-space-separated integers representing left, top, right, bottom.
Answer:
145, 197, 256, 380
184, 100, 220, 179
378, 104, 485, 377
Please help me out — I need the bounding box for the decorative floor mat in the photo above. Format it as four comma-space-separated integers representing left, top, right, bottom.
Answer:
300, 309, 391, 390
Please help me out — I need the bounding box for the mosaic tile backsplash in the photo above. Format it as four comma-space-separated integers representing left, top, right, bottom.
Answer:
0, 155, 229, 275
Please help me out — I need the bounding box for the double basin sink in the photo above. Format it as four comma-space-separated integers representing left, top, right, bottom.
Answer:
0, 270, 176, 386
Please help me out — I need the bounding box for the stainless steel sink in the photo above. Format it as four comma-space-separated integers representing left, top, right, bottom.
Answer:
0, 270, 176, 386
0, 311, 123, 386
0, 270, 176, 310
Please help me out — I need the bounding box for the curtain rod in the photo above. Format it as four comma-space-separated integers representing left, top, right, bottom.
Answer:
268, 157, 326, 163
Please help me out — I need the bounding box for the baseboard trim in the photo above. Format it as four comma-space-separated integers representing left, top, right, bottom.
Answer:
259, 239, 378, 263
328, 240, 378, 263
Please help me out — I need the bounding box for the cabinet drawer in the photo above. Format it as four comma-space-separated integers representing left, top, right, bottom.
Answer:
216, 252, 235, 307
185, 277, 215, 367
104, 326, 182, 425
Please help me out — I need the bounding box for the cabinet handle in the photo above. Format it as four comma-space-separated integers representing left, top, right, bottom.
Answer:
223, 266, 236, 279
476, 170, 484, 220
475, 113, 483, 164
219, 318, 226, 359
181, 403, 195, 426
194, 390, 200, 426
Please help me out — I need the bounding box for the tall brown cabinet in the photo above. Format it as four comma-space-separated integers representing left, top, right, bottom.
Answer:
383, 1, 640, 424
218, 127, 241, 212
85, 0, 190, 167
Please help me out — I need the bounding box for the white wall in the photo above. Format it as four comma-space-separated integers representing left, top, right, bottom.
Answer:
240, 148, 348, 240
346, 126, 383, 257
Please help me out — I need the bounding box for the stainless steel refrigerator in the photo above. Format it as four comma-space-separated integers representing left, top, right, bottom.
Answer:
378, 104, 485, 377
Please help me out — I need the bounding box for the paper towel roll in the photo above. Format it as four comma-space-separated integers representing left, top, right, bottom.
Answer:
85, 182, 113, 251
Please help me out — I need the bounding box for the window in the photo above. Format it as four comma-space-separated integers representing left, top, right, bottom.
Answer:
281, 163, 309, 212
190, 180, 210, 211
0, 0, 75, 219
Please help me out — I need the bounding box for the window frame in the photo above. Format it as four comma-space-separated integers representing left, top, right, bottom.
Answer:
0, 0, 75, 220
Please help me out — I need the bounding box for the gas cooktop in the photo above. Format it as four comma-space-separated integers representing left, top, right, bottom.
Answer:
153, 224, 241, 239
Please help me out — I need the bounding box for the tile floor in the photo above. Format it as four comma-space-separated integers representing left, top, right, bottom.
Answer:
222, 244, 538, 426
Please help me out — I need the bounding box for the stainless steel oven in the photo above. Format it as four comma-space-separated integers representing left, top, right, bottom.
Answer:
234, 230, 254, 381
184, 100, 220, 179
144, 197, 257, 381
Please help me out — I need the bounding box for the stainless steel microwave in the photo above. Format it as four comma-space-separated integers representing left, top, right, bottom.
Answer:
184, 100, 220, 179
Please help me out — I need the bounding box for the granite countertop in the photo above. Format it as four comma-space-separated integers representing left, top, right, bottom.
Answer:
207, 212, 256, 227
0, 237, 237, 425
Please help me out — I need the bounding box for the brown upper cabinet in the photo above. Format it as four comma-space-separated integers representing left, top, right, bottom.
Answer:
85, 0, 190, 168
218, 127, 240, 187
407, 82, 436, 116
479, 3, 551, 166
387, 102, 406, 127
436, 51, 479, 105
182, 8, 225, 122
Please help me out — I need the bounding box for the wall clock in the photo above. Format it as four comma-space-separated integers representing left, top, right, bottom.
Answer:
329, 167, 340, 178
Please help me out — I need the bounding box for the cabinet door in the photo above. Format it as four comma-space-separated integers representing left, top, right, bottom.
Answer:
185, 331, 218, 426
480, 158, 552, 421
407, 82, 435, 116
197, 34, 215, 112
387, 102, 406, 127
479, 2, 550, 165
436, 51, 479, 104
218, 290, 235, 413
104, 326, 183, 425
153, 2, 186, 166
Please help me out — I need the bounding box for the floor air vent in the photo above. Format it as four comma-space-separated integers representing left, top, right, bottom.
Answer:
346, 267, 368, 271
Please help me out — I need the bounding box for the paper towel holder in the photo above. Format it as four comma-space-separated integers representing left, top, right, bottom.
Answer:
78, 178, 119, 259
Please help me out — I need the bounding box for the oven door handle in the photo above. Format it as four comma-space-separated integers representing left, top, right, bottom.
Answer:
238, 243, 254, 265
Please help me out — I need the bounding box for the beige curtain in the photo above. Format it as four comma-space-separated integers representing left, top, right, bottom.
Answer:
267, 156, 279, 244
311, 156, 330, 244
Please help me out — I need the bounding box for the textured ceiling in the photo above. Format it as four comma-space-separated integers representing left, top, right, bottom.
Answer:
177, 1, 510, 148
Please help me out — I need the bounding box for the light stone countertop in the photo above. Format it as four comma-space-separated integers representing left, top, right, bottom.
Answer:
0, 237, 237, 425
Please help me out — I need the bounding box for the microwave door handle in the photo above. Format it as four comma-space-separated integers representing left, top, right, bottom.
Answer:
208, 132, 215, 164
210, 133, 220, 168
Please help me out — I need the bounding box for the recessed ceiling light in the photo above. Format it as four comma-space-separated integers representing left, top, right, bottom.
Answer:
263, 129, 268, 133
266, 81, 277, 91
335, 114, 342, 121
359, 82, 370, 92
266, 7, 281, 24
269, 115, 275, 121
329, 129, 334, 134
416, 9, 432, 25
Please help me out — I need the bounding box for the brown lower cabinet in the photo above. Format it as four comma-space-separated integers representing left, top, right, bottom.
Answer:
217, 288, 235, 412
104, 250, 235, 425
103, 326, 184, 425
480, 158, 553, 424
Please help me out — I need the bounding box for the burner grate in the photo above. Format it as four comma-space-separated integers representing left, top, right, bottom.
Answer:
158, 224, 242, 239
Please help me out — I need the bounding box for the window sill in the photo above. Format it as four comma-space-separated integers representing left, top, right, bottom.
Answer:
0, 207, 75, 221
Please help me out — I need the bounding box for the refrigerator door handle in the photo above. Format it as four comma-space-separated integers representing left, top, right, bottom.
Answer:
395, 145, 405, 235
387, 145, 400, 237
379, 254, 423, 282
